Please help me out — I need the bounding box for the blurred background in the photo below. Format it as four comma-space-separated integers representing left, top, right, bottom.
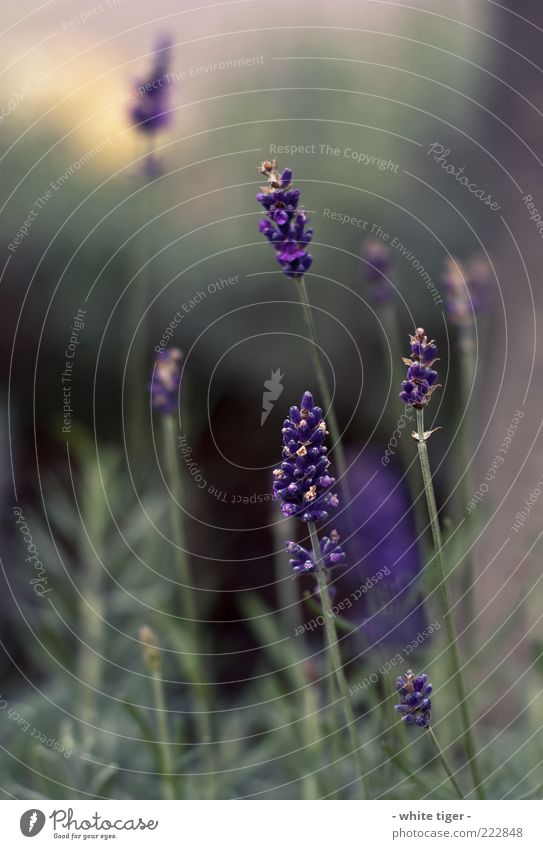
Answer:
1, 0, 542, 800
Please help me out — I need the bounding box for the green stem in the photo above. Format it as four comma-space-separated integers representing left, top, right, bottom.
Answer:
151, 670, 176, 800
428, 727, 465, 799
162, 414, 196, 622
458, 324, 476, 634
308, 522, 369, 799
300, 670, 321, 799
297, 278, 350, 505
416, 408, 485, 799
162, 414, 215, 800
127, 138, 155, 466
272, 520, 320, 798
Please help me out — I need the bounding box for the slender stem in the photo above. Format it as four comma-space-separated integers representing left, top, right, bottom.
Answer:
297, 278, 350, 505
300, 669, 320, 799
308, 522, 369, 799
162, 414, 215, 800
162, 414, 196, 621
427, 727, 465, 799
127, 139, 155, 466
415, 408, 485, 800
326, 669, 341, 799
457, 324, 476, 635
272, 519, 320, 798
151, 670, 176, 800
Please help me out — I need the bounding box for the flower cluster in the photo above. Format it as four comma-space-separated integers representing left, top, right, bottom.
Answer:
400, 328, 439, 408
150, 348, 183, 413
394, 670, 432, 727
287, 530, 346, 574
257, 161, 313, 278
361, 239, 393, 302
273, 391, 338, 522
130, 38, 173, 135
442, 256, 493, 325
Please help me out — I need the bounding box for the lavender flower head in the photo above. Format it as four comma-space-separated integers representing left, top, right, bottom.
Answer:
150, 348, 183, 413
400, 328, 440, 408
287, 530, 346, 574
130, 38, 173, 135
442, 256, 493, 325
394, 669, 432, 727
257, 161, 313, 279
361, 239, 393, 302
273, 391, 338, 522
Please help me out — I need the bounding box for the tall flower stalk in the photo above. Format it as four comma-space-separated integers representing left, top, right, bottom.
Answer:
274, 391, 368, 797
150, 349, 215, 799
126, 37, 174, 463
257, 161, 349, 502
400, 329, 485, 799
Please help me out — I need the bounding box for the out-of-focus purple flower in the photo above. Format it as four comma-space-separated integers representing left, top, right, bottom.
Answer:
287, 530, 346, 574
361, 239, 393, 302
400, 328, 440, 408
129, 38, 173, 135
466, 255, 494, 313
273, 391, 338, 522
334, 446, 426, 650
394, 669, 432, 727
257, 161, 313, 279
442, 256, 493, 325
150, 348, 182, 413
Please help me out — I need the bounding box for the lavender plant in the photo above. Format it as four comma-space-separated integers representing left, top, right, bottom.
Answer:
126, 37, 175, 461
400, 328, 485, 799
273, 390, 368, 797
361, 238, 394, 303
394, 670, 464, 799
257, 161, 349, 502
150, 349, 215, 799
130, 36, 174, 175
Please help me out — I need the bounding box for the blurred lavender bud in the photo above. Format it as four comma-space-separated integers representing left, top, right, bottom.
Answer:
150, 348, 183, 414
361, 239, 393, 302
334, 446, 426, 650
442, 255, 493, 325
139, 625, 161, 672
465, 254, 494, 314
129, 37, 174, 135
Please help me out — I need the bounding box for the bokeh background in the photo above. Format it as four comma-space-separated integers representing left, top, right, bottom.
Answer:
1, 0, 542, 800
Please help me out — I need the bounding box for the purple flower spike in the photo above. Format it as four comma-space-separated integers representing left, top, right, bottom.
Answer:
394, 669, 433, 728
361, 239, 393, 302
130, 38, 173, 135
286, 530, 346, 574
272, 391, 339, 522
400, 328, 440, 409
150, 348, 183, 413
442, 256, 493, 325
257, 161, 313, 279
